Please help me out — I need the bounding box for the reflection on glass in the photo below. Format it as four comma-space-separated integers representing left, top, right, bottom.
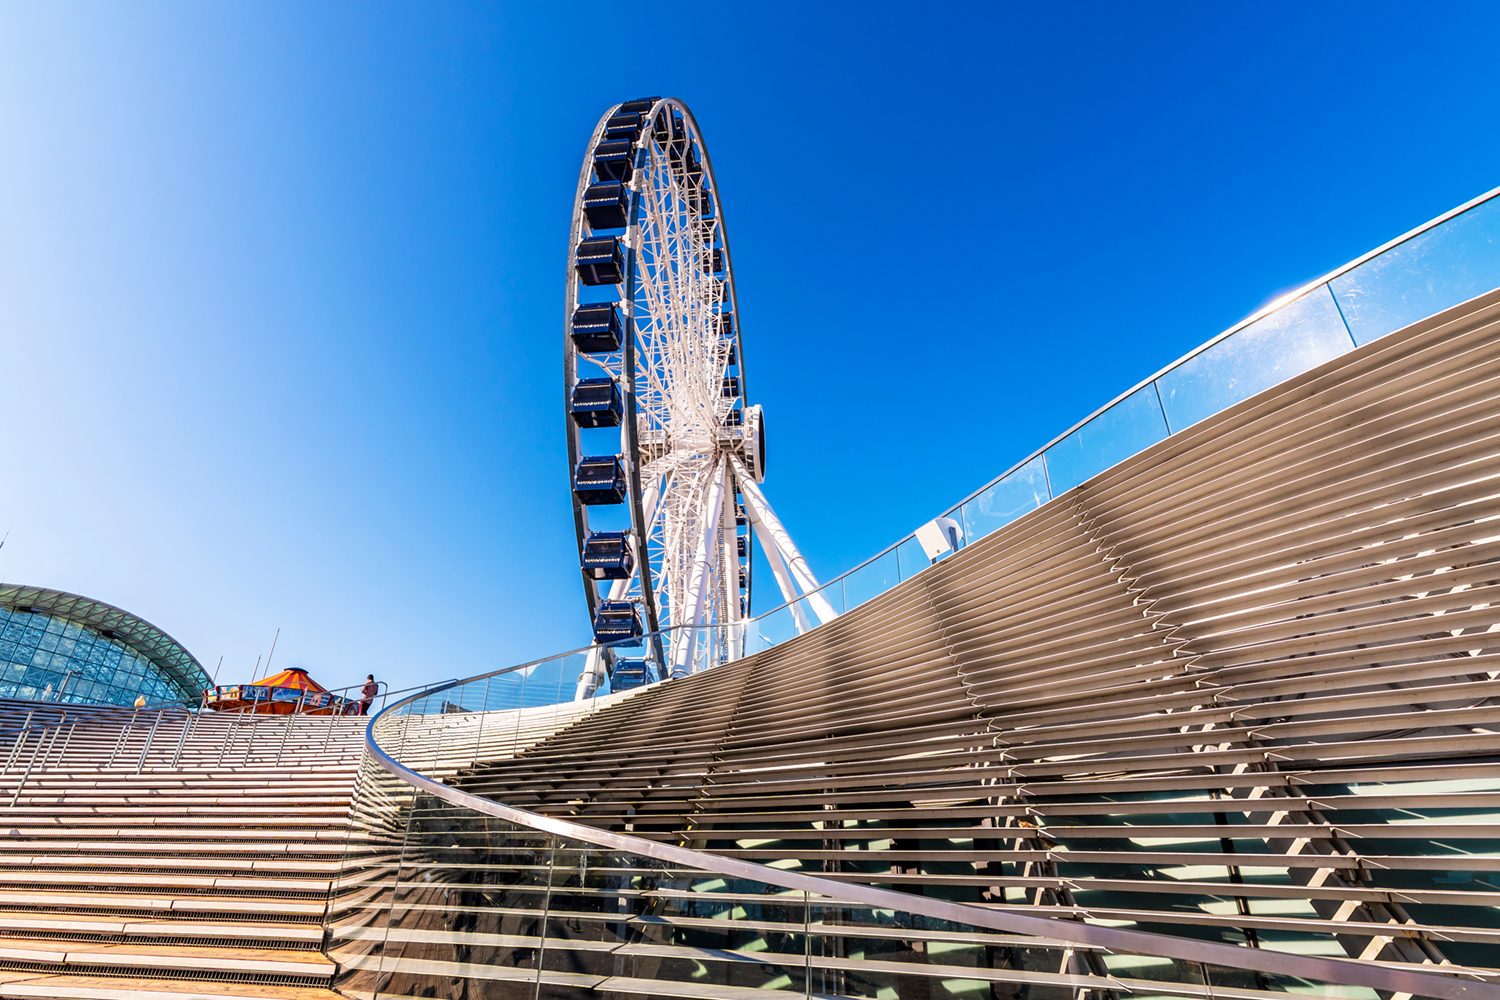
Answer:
751, 605, 798, 653
1332, 194, 1500, 346
1043, 384, 1169, 495
1157, 285, 1354, 432
959, 455, 1050, 544
895, 535, 928, 580
843, 549, 899, 610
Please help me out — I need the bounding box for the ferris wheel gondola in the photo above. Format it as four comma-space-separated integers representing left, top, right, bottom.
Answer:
564, 98, 831, 697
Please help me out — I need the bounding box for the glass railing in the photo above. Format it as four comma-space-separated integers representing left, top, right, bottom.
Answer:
323, 669, 1491, 1000
739, 184, 1500, 631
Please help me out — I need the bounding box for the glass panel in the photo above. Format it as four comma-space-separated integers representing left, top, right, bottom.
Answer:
539, 839, 809, 997
355, 649, 1462, 1000
842, 549, 899, 611
384, 799, 555, 997
1332, 194, 1500, 346
895, 535, 927, 580
1156, 284, 1354, 432
958, 455, 1050, 545
1043, 383, 1169, 495
747, 604, 798, 654
798, 579, 843, 625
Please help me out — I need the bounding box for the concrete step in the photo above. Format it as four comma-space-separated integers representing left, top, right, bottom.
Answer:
0, 701, 374, 993
0, 940, 333, 976
0, 816, 356, 829
0, 872, 331, 892
0, 855, 342, 873
0, 974, 339, 999
0, 912, 321, 942
0, 841, 347, 855
1, 806, 352, 817
0, 890, 328, 916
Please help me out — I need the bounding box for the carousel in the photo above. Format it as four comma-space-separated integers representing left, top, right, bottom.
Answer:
204, 667, 357, 715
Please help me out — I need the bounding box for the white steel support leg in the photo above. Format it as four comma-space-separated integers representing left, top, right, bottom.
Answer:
670, 457, 727, 678
575, 478, 663, 701
754, 526, 811, 635
732, 458, 838, 625
720, 464, 743, 661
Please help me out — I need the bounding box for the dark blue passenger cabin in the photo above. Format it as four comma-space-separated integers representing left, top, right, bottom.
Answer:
721, 376, 740, 398
574, 456, 627, 505
592, 140, 634, 183
593, 600, 643, 645
724, 408, 743, 427
576, 236, 624, 285
611, 657, 651, 691
603, 112, 645, 142
581, 531, 634, 580
570, 377, 623, 428
737, 536, 748, 557
583, 181, 630, 230
571, 304, 623, 354
619, 97, 659, 115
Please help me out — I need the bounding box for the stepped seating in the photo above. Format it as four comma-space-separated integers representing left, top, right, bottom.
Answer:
0, 699, 366, 999
0, 694, 606, 1000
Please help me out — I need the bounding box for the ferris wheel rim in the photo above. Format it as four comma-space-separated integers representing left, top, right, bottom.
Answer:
563, 97, 756, 663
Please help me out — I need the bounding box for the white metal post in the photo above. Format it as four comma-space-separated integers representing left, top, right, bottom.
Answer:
733, 458, 837, 625
753, 522, 811, 634
670, 457, 727, 677
720, 463, 743, 661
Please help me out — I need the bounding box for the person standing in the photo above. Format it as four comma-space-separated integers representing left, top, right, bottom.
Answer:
360, 675, 379, 715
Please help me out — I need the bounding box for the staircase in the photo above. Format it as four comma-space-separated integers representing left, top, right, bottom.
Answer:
0, 699, 367, 999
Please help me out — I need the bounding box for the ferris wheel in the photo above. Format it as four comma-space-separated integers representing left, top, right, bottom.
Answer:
565, 97, 835, 698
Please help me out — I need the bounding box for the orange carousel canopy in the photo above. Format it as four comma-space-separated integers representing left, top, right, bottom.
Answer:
205, 667, 356, 715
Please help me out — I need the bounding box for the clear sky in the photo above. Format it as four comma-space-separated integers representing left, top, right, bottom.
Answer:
2, 1, 1498, 697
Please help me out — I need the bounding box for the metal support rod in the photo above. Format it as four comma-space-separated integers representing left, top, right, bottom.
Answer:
35, 721, 62, 773
108, 711, 136, 769
45, 717, 72, 770
9, 725, 48, 807
4, 711, 34, 772
474, 675, 492, 763
170, 713, 194, 770
217, 719, 236, 768
135, 710, 164, 774
276, 715, 293, 767
733, 458, 838, 625
671, 457, 728, 678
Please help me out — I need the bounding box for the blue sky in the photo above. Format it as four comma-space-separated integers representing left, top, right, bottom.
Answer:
2, 1, 1498, 695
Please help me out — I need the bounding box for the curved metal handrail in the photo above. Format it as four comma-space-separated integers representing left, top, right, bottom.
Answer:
365, 659, 1500, 1000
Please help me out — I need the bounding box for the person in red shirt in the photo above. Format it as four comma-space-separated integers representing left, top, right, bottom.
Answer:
360, 675, 379, 715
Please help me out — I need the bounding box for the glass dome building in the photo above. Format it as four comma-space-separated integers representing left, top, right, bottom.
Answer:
0, 584, 210, 707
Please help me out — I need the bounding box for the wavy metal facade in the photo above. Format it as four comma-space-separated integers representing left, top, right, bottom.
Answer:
331, 285, 1500, 998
